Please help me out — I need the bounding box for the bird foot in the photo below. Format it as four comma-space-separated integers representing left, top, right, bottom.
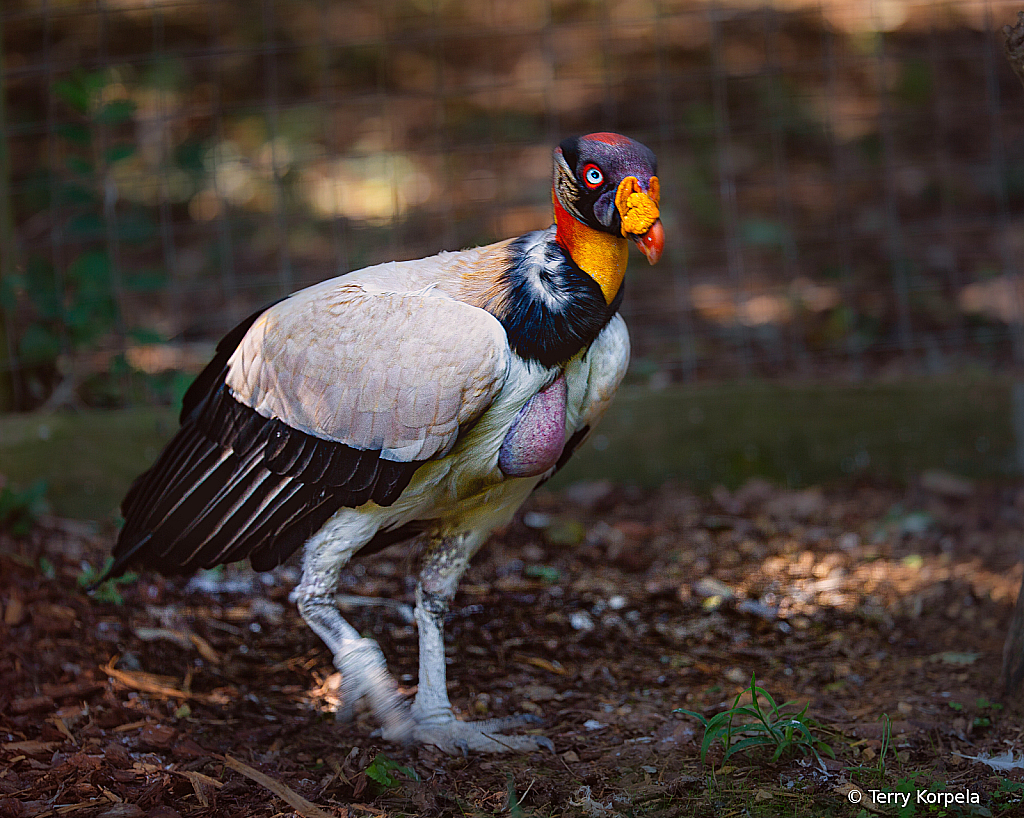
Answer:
376, 711, 555, 755
331, 638, 411, 735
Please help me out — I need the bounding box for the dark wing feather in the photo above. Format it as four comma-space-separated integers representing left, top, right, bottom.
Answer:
106, 305, 423, 579
108, 387, 422, 578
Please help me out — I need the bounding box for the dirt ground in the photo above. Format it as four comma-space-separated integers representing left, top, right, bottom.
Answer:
4, 476, 1024, 817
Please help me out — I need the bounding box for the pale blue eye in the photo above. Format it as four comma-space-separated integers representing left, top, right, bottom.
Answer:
585, 166, 603, 186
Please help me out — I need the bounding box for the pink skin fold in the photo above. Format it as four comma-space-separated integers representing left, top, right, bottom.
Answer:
497, 375, 568, 477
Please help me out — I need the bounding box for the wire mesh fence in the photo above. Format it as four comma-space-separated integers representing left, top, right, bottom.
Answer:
2, 0, 1024, 411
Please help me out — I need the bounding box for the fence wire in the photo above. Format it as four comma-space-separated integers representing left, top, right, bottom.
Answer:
2, 0, 1024, 409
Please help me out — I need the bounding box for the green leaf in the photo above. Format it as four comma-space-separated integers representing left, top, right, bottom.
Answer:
723, 735, 776, 761
170, 371, 193, 416
24, 257, 61, 318
54, 78, 91, 113
124, 268, 168, 292
364, 753, 419, 790
173, 138, 207, 173
127, 327, 165, 345
116, 211, 156, 244
38, 556, 56, 579
0, 480, 49, 537
78, 557, 137, 605
68, 250, 112, 286
56, 123, 92, 146
506, 774, 526, 818
95, 99, 137, 125
0, 274, 23, 310
105, 143, 136, 163
64, 156, 94, 176
66, 212, 104, 239
62, 182, 99, 206
524, 564, 560, 583
674, 708, 709, 727
740, 218, 791, 248
18, 323, 62, 365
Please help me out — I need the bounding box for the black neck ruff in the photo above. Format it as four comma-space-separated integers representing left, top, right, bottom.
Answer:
493, 228, 624, 368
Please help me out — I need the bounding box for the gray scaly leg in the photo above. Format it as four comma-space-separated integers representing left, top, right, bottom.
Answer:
293, 516, 416, 742
409, 532, 555, 754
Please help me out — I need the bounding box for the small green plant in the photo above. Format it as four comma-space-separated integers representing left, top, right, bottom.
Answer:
994, 778, 1024, 809
843, 714, 894, 788
875, 713, 893, 781
38, 555, 56, 580
363, 753, 419, 792
78, 557, 137, 605
973, 696, 1003, 728
676, 673, 834, 768
0, 480, 49, 536
505, 773, 533, 818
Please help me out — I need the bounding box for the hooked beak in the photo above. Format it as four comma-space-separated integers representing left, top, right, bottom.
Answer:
634, 220, 664, 265
615, 175, 664, 265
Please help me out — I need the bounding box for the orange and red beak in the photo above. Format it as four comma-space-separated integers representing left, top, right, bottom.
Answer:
615, 175, 664, 265
634, 219, 664, 265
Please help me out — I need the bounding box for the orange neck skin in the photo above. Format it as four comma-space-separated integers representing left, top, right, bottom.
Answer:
553, 194, 629, 305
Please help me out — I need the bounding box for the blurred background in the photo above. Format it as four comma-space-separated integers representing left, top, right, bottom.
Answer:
3, 0, 1024, 520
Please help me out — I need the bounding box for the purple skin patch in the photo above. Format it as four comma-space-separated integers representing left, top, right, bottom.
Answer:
498, 375, 567, 477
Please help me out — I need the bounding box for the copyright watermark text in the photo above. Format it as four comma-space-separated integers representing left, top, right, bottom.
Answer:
847, 787, 982, 809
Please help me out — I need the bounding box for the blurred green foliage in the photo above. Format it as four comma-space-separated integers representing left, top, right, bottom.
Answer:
0, 479, 49, 537
1, 70, 167, 408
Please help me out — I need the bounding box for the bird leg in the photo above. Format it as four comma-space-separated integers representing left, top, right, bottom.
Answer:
297, 594, 412, 740
293, 517, 415, 743
409, 532, 555, 754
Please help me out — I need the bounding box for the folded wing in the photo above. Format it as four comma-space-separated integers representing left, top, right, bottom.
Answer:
111, 284, 510, 576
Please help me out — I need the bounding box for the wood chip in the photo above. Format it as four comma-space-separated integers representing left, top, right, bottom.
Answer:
10, 695, 53, 714
175, 770, 222, 807
41, 680, 105, 700
222, 754, 336, 818
47, 716, 77, 745
138, 723, 177, 750
172, 770, 223, 789
32, 798, 111, 817
2, 740, 59, 756
518, 656, 568, 675
189, 633, 221, 663
3, 594, 25, 625
131, 627, 221, 663
101, 657, 219, 704
112, 720, 151, 733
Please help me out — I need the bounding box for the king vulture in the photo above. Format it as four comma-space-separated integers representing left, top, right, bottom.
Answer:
103, 133, 664, 753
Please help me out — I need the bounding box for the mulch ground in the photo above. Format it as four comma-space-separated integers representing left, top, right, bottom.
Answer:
4, 475, 1024, 817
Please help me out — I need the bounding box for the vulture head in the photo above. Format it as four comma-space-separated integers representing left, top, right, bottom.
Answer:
552, 132, 664, 266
